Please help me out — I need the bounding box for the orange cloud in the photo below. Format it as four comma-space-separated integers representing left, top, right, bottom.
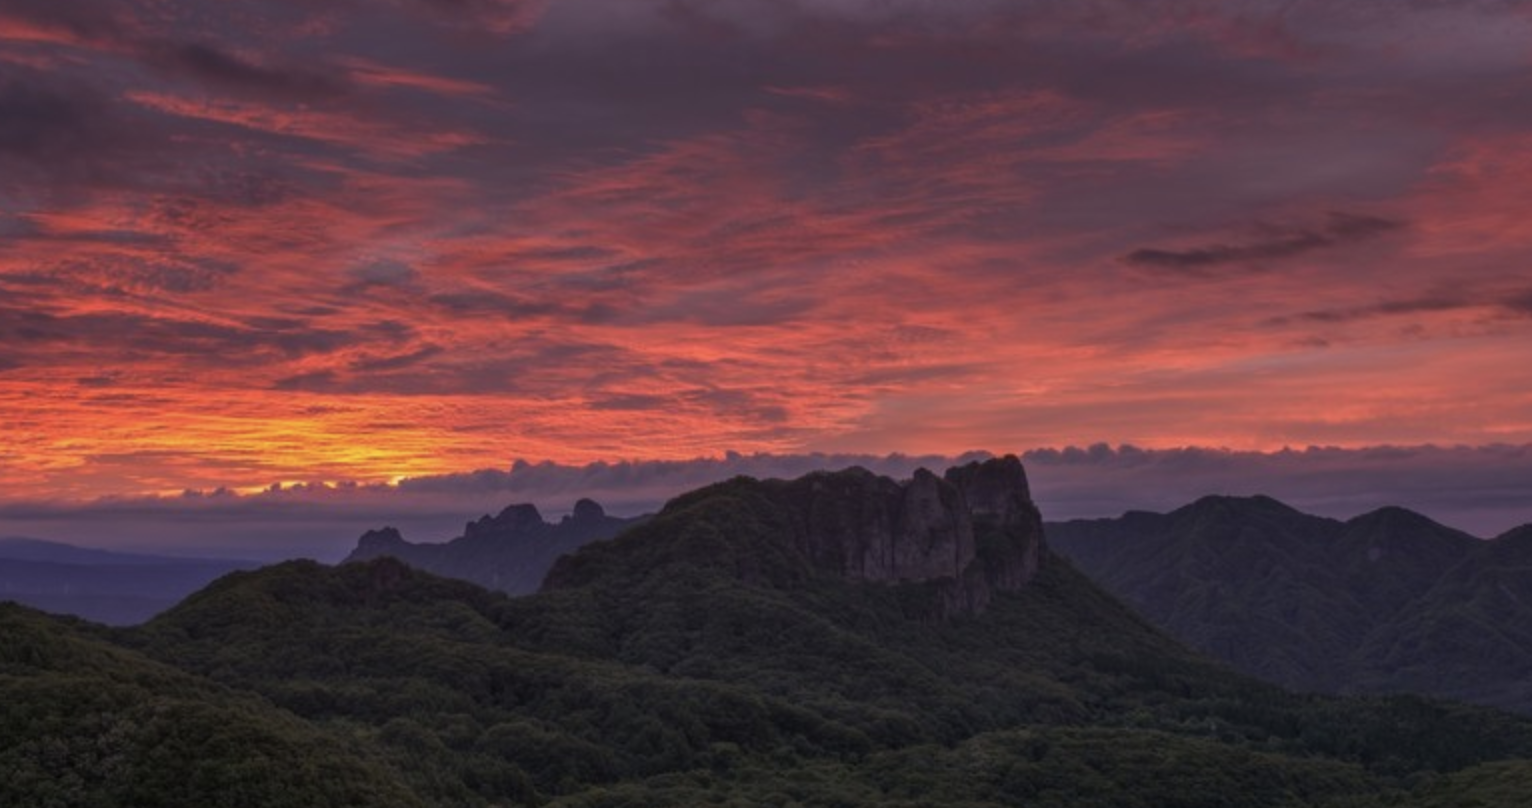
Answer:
342, 58, 498, 99
4, 0, 1532, 507
125, 91, 490, 159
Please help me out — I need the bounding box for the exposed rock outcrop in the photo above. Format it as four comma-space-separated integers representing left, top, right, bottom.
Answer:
356, 526, 408, 554
783, 456, 1045, 615
463, 504, 544, 542
342, 500, 641, 595
947, 455, 1044, 592
543, 454, 1046, 618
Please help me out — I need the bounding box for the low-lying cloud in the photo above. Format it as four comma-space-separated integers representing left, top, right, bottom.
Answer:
3, 445, 1528, 562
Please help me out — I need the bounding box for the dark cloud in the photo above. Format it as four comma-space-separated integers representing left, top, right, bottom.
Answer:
0, 217, 167, 249
1266, 285, 1532, 327
520, 245, 618, 262
400, 0, 547, 34
850, 362, 987, 387
190, 170, 296, 208
417, 0, 525, 12
0, 69, 206, 198
0, 0, 135, 43
0, 82, 93, 158
428, 289, 559, 318
0, 80, 148, 185
271, 370, 340, 392
143, 42, 348, 101
1322, 212, 1405, 239
273, 341, 623, 395
588, 393, 668, 411
76, 374, 121, 387
350, 344, 446, 372
1267, 293, 1468, 326
1503, 288, 1532, 317
347, 259, 420, 289
568, 285, 821, 328
0, 305, 412, 367
1124, 213, 1406, 273
589, 388, 789, 422
50, 254, 242, 295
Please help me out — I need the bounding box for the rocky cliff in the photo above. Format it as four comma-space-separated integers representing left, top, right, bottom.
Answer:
344, 499, 640, 595
543, 455, 1046, 618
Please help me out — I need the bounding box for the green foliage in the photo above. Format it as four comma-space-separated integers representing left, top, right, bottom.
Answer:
7, 471, 1532, 807
1404, 760, 1532, 808
0, 603, 424, 808
1049, 496, 1532, 715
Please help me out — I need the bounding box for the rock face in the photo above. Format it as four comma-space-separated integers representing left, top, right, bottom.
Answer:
781, 466, 973, 584
789, 456, 1044, 601
343, 500, 640, 595
543, 455, 1046, 618
946, 455, 1043, 591
355, 526, 409, 554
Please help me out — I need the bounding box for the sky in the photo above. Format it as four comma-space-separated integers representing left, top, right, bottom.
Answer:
3, 1, 1532, 554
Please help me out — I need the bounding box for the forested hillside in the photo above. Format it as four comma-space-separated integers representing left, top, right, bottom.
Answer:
6, 460, 1532, 806
1049, 496, 1532, 713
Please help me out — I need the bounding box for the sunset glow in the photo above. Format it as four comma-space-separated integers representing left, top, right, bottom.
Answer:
4, 0, 1532, 505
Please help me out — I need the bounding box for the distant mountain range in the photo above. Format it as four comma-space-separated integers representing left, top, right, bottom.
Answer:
9, 457, 1532, 805
0, 537, 257, 625
342, 498, 642, 594
336, 483, 1532, 719
1048, 496, 1532, 714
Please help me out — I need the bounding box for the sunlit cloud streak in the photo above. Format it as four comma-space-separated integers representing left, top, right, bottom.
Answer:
2, 0, 1531, 511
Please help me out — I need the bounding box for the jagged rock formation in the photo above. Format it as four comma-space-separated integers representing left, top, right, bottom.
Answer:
343, 499, 640, 595
544, 455, 1045, 618
16, 459, 1532, 807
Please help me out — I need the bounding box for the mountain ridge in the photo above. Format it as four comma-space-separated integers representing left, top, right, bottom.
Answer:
0, 538, 259, 625
342, 497, 642, 595
542, 455, 1043, 619
9, 459, 1532, 805
119, 458, 1532, 805
1047, 494, 1531, 712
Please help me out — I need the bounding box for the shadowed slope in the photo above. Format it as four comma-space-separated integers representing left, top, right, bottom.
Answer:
17, 459, 1532, 807
1048, 496, 1532, 712
343, 499, 639, 595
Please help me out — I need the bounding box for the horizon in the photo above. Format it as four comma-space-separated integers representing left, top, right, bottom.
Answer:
5, 2, 1532, 548
4, 443, 1530, 561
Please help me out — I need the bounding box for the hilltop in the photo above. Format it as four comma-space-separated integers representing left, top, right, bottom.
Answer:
1049, 496, 1532, 712
6, 457, 1532, 806
342, 498, 640, 595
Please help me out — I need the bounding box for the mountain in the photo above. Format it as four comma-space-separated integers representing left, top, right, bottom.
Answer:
9, 458, 1532, 806
1, 536, 230, 565
1357, 523, 1532, 710
542, 457, 1043, 618
1047, 495, 1532, 712
342, 498, 640, 594
0, 538, 258, 625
